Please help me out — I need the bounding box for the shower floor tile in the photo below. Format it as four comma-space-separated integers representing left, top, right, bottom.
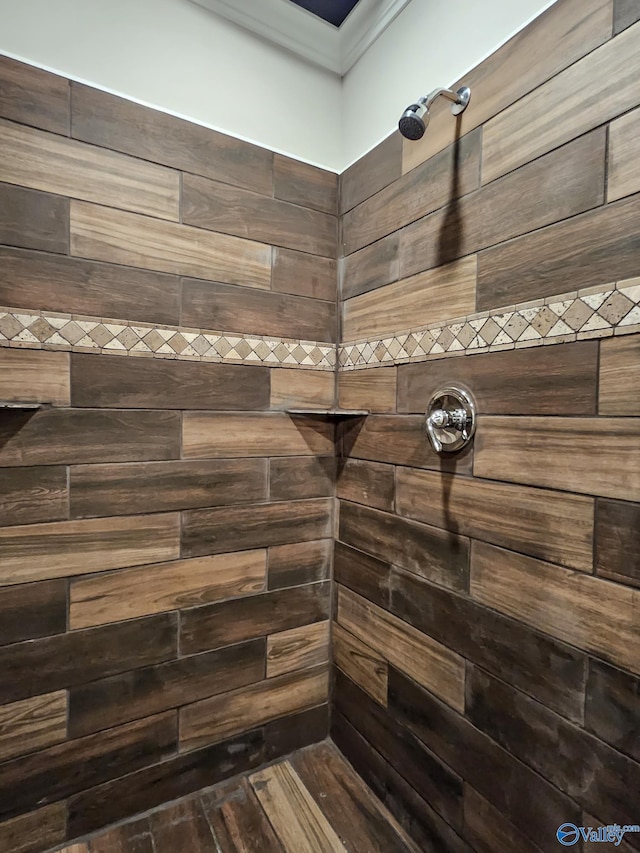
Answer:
54, 741, 420, 853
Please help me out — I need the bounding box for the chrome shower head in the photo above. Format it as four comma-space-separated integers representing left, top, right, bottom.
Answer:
398, 103, 429, 140
398, 86, 471, 141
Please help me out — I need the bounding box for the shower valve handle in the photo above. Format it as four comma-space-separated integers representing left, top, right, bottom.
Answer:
425, 388, 477, 454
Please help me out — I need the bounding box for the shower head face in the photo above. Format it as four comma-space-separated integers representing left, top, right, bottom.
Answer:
398, 104, 429, 140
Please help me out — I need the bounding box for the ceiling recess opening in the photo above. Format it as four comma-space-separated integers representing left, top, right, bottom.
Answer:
290, 0, 361, 27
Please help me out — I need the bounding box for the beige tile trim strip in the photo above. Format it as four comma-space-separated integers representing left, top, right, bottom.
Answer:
0, 309, 335, 371
3, 279, 639, 374
339, 278, 640, 370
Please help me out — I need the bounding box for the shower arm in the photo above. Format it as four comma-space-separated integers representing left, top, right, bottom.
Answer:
419, 88, 466, 111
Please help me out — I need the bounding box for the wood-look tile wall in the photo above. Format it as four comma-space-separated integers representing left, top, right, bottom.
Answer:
0, 55, 336, 853
334, 2, 640, 851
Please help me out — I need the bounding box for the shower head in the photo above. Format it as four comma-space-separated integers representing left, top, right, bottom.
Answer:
398, 103, 429, 140
398, 86, 471, 141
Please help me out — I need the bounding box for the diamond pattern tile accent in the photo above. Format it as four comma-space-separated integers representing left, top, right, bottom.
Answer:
598, 291, 633, 324
561, 300, 594, 331
2, 278, 639, 375
0, 307, 334, 370
339, 277, 640, 371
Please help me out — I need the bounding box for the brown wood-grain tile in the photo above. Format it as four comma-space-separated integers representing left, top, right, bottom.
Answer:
182, 499, 333, 559
331, 712, 472, 853
180, 582, 330, 655
180, 666, 328, 750
595, 498, 640, 588
269, 456, 334, 501
599, 332, 640, 415
248, 760, 345, 853
70, 458, 267, 518
388, 667, 581, 850
396, 467, 594, 571
0, 803, 66, 853
398, 339, 599, 414
334, 670, 464, 831
585, 659, 640, 763
463, 786, 541, 853
0, 182, 69, 253
0, 612, 178, 705
0, 118, 180, 220
270, 369, 335, 411
343, 255, 477, 340
71, 83, 274, 195
181, 278, 337, 342
89, 817, 155, 853
0, 512, 180, 586
271, 247, 337, 301
336, 458, 395, 511
477, 191, 640, 311
0, 246, 181, 325
150, 798, 217, 853
470, 540, 640, 675
70, 550, 266, 630
0, 55, 69, 135
292, 742, 421, 853
71, 353, 269, 411
339, 500, 469, 592
0, 579, 67, 647
340, 132, 403, 214
333, 622, 388, 706
401, 0, 613, 174
341, 233, 400, 300
182, 173, 336, 258
0, 408, 181, 467
390, 566, 587, 724
0, 465, 68, 527
0, 691, 67, 762
343, 130, 480, 255
401, 128, 607, 278
342, 414, 473, 473
338, 367, 396, 413
0, 347, 69, 407
0, 711, 176, 823
465, 665, 640, 828
67, 728, 265, 839
615, 0, 640, 32
608, 107, 640, 201
267, 540, 332, 590
274, 154, 337, 214
183, 413, 334, 457
202, 777, 285, 853
266, 621, 329, 678
474, 415, 640, 502
338, 585, 466, 712
69, 640, 266, 737
70, 201, 272, 288
482, 21, 639, 184
334, 540, 390, 609
264, 705, 329, 763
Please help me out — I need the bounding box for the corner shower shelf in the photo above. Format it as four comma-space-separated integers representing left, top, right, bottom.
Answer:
286, 408, 369, 417
0, 401, 48, 410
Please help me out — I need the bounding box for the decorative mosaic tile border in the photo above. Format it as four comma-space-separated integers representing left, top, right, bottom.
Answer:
0, 309, 336, 371
340, 278, 640, 370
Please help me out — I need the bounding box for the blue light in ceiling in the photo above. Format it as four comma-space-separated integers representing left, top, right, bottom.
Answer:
290, 0, 361, 28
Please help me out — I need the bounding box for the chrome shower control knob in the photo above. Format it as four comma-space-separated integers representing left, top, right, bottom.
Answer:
429, 409, 450, 428
425, 387, 476, 454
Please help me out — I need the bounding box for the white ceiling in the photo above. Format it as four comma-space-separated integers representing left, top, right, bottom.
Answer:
189, 0, 411, 75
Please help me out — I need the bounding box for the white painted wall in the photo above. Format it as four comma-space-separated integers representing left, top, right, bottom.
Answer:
0, 0, 343, 170
341, 0, 557, 168
0, 0, 559, 171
